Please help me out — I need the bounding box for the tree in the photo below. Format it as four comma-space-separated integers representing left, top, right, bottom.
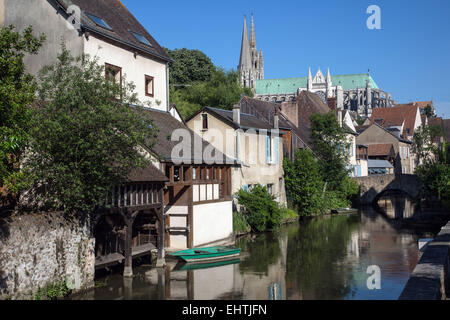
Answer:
164, 48, 216, 85
283, 149, 324, 216
412, 124, 444, 165
25, 45, 155, 214
310, 112, 349, 191
165, 48, 253, 119
424, 104, 436, 118
0, 25, 45, 198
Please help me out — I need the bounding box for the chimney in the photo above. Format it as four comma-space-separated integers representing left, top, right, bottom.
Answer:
274, 107, 279, 129
233, 104, 241, 126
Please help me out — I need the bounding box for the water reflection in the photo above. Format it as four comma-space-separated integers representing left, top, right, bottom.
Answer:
376, 193, 419, 219
73, 201, 427, 300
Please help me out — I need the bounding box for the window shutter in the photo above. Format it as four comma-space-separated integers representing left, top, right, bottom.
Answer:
266, 136, 270, 164
275, 137, 280, 164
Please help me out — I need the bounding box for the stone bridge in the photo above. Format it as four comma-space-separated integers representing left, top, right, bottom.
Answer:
354, 174, 423, 205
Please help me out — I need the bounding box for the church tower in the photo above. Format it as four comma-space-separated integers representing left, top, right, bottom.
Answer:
238, 14, 264, 89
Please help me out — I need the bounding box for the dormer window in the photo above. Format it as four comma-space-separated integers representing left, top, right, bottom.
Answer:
86, 13, 112, 31
131, 31, 153, 47
202, 114, 208, 130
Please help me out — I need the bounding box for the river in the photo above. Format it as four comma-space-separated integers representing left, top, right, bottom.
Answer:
72, 195, 440, 300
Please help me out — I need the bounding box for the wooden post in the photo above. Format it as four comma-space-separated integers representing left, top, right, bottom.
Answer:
156, 186, 166, 268
123, 208, 133, 278
188, 184, 194, 248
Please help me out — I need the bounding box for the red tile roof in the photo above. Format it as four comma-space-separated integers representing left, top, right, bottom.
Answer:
368, 144, 395, 157
370, 104, 420, 138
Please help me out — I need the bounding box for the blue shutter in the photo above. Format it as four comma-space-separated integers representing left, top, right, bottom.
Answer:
357, 165, 361, 177
266, 136, 270, 164
243, 184, 249, 192
275, 137, 279, 164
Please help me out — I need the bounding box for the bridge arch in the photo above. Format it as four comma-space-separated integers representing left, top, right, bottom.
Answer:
354, 174, 422, 205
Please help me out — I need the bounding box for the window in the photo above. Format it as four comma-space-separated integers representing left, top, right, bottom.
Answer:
131, 31, 153, 47
202, 114, 208, 130
192, 168, 197, 180
266, 136, 272, 164
87, 13, 112, 31
267, 184, 274, 195
145, 75, 154, 97
105, 63, 122, 85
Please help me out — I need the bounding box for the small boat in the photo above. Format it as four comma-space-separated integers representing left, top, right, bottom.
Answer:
169, 246, 241, 264
331, 208, 359, 215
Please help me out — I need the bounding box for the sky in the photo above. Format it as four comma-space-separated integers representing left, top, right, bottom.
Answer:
122, 0, 450, 118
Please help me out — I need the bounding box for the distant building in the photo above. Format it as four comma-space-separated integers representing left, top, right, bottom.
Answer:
356, 123, 415, 175
370, 104, 423, 141
238, 14, 264, 89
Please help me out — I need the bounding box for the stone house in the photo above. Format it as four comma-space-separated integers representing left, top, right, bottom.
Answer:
185, 105, 287, 207
356, 123, 415, 175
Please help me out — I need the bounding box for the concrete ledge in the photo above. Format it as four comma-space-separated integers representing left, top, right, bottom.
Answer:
399, 221, 450, 300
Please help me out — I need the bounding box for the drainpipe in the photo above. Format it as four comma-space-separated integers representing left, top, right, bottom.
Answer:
233, 103, 241, 161
166, 62, 170, 112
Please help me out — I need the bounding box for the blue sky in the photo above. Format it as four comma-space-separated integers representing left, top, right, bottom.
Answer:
122, 0, 450, 118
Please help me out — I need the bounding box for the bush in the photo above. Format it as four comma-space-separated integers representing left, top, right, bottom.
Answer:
236, 185, 282, 232
35, 281, 71, 300
233, 211, 250, 233
280, 207, 298, 222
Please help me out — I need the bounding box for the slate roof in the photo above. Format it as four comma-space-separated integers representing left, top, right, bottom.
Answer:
238, 97, 313, 148
370, 104, 420, 138
53, 0, 171, 62
368, 160, 394, 169
256, 73, 379, 95
128, 163, 169, 182
139, 108, 236, 164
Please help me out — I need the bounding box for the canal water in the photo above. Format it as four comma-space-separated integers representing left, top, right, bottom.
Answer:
73, 196, 438, 300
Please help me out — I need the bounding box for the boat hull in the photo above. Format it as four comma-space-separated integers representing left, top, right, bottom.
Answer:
169, 246, 241, 264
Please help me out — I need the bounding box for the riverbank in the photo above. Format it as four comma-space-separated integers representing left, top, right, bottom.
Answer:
399, 220, 450, 300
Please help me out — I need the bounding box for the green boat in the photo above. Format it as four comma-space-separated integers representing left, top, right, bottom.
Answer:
169, 246, 241, 264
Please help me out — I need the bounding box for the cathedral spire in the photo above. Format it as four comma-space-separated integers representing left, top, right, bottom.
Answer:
239, 15, 252, 72
250, 13, 256, 48
326, 68, 331, 83
308, 67, 313, 91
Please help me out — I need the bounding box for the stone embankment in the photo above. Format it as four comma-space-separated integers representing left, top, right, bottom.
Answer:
399, 220, 450, 300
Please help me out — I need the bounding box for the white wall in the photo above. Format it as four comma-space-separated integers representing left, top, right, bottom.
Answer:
83, 36, 168, 111
193, 201, 233, 247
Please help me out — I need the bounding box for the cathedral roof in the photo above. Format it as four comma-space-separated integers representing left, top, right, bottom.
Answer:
255, 74, 379, 95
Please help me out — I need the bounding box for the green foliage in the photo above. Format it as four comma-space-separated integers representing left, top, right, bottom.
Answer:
310, 112, 350, 191
236, 185, 282, 232
279, 207, 298, 221
416, 162, 450, 201
35, 281, 71, 300
424, 105, 436, 118
25, 44, 155, 214
165, 47, 253, 119
0, 25, 45, 194
412, 124, 444, 164
164, 48, 215, 85
283, 149, 324, 216
233, 211, 250, 233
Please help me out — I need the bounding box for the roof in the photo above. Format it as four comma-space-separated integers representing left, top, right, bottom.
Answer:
368, 144, 395, 157
54, 0, 171, 62
239, 97, 313, 148
255, 73, 379, 95
139, 108, 236, 164
370, 104, 420, 138
207, 107, 274, 131
411, 101, 433, 109
428, 117, 443, 128
355, 125, 369, 134
281, 91, 330, 127
368, 160, 394, 169
127, 163, 169, 182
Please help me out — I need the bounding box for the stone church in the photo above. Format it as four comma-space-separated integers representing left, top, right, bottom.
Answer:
238, 15, 395, 118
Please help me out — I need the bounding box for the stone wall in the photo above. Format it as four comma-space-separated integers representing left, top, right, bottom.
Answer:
0, 212, 95, 300
399, 221, 450, 300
